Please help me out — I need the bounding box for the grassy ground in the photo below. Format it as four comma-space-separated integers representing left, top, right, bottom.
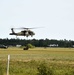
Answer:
0, 47, 74, 61
0, 47, 74, 75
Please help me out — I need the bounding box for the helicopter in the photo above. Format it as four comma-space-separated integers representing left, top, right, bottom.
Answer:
9, 27, 35, 37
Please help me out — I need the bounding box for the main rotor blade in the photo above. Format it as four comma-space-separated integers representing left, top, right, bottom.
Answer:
20, 27, 44, 29
11, 27, 44, 30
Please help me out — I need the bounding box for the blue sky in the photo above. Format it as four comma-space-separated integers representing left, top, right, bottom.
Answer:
0, 0, 74, 40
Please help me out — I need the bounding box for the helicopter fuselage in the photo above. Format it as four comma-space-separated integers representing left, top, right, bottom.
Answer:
9, 29, 35, 37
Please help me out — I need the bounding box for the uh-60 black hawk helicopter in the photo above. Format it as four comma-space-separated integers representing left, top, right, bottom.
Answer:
9, 27, 36, 50
9, 27, 35, 37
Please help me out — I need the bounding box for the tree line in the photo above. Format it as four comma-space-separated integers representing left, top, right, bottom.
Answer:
0, 38, 74, 47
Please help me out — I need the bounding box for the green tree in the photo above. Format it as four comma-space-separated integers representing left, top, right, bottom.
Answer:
27, 43, 35, 48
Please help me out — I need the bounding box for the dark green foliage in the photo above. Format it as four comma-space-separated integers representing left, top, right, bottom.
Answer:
0, 38, 74, 47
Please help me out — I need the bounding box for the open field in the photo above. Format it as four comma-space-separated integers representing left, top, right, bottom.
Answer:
0, 47, 74, 62
0, 47, 74, 75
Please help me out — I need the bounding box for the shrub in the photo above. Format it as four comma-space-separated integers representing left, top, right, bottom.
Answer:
37, 62, 54, 75
27, 44, 35, 48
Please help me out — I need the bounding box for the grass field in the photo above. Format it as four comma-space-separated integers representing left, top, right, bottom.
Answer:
0, 47, 74, 62
0, 47, 74, 75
